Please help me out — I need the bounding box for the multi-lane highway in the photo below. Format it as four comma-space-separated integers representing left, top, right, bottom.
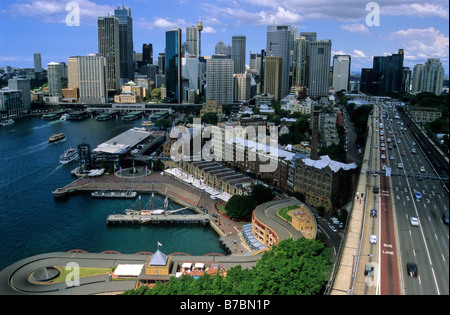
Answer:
354, 102, 449, 295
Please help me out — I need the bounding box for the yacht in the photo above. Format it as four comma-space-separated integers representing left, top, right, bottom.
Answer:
59, 148, 78, 164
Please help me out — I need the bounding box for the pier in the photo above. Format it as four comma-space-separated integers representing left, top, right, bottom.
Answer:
91, 190, 137, 198
106, 213, 210, 225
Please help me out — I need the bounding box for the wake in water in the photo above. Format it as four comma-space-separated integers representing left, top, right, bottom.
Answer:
3, 141, 50, 161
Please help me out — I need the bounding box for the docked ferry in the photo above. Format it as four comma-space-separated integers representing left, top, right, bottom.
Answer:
49, 133, 66, 143
59, 148, 78, 164
0, 118, 15, 126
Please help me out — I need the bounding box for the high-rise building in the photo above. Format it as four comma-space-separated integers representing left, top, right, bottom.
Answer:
266, 25, 292, 98
232, 35, 246, 74
142, 44, 153, 65
8, 79, 31, 111
206, 54, 234, 105
114, 6, 134, 85
379, 49, 404, 94
249, 53, 262, 75
264, 56, 283, 100
308, 40, 332, 97
185, 26, 199, 57
332, 55, 351, 92
412, 64, 424, 93
420, 58, 444, 95
234, 73, 251, 102
293, 36, 308, 87
78, 54, 108, 104
67, 57, 79, 89
47, 62, 62, 103
34, 53, 42, 73
165, 28, 182, 103
98, 16, 120, 92
215, 41, 231, 57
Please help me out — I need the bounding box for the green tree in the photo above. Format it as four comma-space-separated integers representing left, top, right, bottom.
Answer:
225, 195, 255, 219
201, 112, 219, 125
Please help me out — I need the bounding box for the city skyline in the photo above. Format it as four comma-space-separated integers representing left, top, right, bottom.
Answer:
0, 0, 448, 75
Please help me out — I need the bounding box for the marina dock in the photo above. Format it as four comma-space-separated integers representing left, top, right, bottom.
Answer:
106, 213, 210, 225
91, 190, 137, 198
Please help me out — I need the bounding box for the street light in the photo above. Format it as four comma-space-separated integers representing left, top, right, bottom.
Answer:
349, 253, 373, 295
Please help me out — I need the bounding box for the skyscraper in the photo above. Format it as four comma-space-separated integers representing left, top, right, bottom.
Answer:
47, 62, 62, 103
142, 44, 153, 65
266, 25, 292, 98
308, 40, 332, 97
420, 58, 444, 95
114, 6, 134, 85
98, 16, 120, 92
185, 26, 199, 57
379, 49, 404, 94
232, 35, 246, 74
332, 55, 351, 92
264, 56, 283, 100
165, 28, 182, 103
293, 36, 308, 87
78, 54, 108, 104
412, 64, 424, 93
34, 53, 42, 73
206, 54, 234, 105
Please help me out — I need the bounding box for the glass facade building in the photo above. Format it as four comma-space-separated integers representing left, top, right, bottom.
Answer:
165, 28, 182, 103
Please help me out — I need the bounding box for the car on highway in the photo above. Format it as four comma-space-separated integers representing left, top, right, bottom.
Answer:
398, 163, 403, 169
390, 155, 395, 160
370, 235, 377, 244
401, 152, 405, 156
420, 166, 425, 173
412, 141, 416, 146
381, 154, 386, 159
364, 263, 375, 276
407, 262, 418, 278
370, 209, 377, 218
415, 191, 422, 200
410, 217, 419, 226
442, 213, 449, 225
411, 148, 416, 154
397, 140, 401, 144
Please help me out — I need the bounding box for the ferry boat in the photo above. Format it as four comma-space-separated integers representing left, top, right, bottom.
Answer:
141, 120, 154, 127
59, 148, 78, 164
0, 118, 15, 126
49, 133, 66, 143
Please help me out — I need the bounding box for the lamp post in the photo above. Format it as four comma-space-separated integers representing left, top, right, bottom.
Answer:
349, 254, 373, 295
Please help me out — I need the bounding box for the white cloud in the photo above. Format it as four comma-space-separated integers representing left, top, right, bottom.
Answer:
340, 23, 369, 34
389, 27, 449, 62
7, 0, 113, 24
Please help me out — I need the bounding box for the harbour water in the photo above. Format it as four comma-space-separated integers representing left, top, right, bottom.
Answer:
0, 115, 227, 270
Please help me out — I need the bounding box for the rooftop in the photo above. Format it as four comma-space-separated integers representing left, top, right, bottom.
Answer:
93, 127, 152, 155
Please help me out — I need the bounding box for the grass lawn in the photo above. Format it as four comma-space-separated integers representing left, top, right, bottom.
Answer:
48, 267, 114, 284
277, 205, 300, 222
215, 202, 228, 216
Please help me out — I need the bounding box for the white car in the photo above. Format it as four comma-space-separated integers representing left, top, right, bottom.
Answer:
210, 195, 217, 200
381, 154, 386, 159
370, 235, 377, 244
410, 217, 419, 226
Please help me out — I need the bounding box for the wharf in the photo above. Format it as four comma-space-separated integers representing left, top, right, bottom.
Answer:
106, 213, 210, 225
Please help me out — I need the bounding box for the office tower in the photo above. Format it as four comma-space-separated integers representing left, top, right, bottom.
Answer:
310, 106, 320, 160
249, 53, 262, 75
114, 6, 134, 85
308, 40, 332, 97
293, 36, 308, 87
158, 53, 166, 74
379, 49, 404, 94
264, 56, 283, 100
8, 79, 31, 110
34, 53, 42, 73
185, 26, 199, 57
47, 62, 62, 103
165, 28, 182, 103
332, 55, 351, 91
67, 57, 79, 89
206, 54, 234, 105
197, 19, 203, 58
98, 16, 120, 91
215, 41, 230, 57
232, 35, 246, 74
420, 58, 444, 95
142, 44, 153, 65
234, 73, 251, 102
78, 54, 108, 103
182, 52, 200, 92
412, 64, 424, 93
401, 67, 411, 93
266, 25, 292, 98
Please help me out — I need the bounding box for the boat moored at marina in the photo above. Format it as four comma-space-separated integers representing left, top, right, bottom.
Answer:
49, 133, 66, 143
59, 148, 78, 164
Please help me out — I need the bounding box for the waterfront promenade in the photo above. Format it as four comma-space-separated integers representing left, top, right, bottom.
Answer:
53, 166, 252, 256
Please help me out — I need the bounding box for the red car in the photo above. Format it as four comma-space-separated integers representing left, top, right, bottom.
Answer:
401, 152, 405, 156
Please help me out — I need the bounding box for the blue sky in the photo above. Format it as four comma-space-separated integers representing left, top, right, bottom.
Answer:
0, 0, 448, 75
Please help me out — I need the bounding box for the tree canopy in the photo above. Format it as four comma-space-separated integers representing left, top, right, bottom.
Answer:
122, 237, 332, 295
224, 184, 275, 220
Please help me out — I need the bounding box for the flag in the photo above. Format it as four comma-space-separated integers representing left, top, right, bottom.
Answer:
157, 242, 162, 247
